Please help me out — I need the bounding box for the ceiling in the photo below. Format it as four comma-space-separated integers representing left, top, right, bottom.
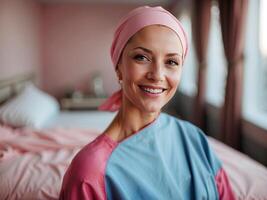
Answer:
36, 0, 191, 16
37, 0, 172, 5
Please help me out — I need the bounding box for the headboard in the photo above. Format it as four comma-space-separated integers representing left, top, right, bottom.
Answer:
0, 72, 35, 105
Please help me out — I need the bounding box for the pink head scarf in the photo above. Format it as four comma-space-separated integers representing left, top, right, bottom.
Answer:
98, 6, 188, 112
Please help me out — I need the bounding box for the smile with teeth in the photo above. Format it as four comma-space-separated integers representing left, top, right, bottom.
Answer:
139, 86, 166, 94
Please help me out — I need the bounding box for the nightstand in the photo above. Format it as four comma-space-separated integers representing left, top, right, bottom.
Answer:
60, 97, 107, 110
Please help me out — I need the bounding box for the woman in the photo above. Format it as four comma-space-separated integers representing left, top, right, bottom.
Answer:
60, 6, 235, 200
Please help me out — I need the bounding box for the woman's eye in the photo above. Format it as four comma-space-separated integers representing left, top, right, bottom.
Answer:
133, 54, 149, 61
166, 60, 179, 66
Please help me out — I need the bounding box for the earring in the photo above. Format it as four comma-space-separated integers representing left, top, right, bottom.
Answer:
118, 79, 123, 84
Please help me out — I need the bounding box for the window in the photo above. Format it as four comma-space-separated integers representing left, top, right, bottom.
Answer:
179, 14, 197, 97
206, 4, 226, 107
179, 2, 227, 107
178, 1, 267, 129
259, 0, 267, 112
243, 0, 267, 129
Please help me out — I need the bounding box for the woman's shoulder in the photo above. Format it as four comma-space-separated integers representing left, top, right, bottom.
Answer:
160, 113, 202, 135
162, 113, 211, 146
159, 113, 205, 147
66, 134, 117, 182
161, 113, 222, 173
60, 134, 115, 199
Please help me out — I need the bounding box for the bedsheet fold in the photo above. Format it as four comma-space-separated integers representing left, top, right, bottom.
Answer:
1, 126, 267, 200
0, 125, 101, 200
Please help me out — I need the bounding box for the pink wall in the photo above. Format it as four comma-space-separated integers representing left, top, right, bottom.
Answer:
0, 0, 42, 82
42, 4, 136, 97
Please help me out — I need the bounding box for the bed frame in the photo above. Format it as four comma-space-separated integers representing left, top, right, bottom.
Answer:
0, 72, 35, 105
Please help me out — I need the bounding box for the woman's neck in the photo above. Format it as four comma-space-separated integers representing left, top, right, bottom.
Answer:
104, 97, 159, 142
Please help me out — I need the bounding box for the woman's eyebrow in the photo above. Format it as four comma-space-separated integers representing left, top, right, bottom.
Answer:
133, 46, 182, 57
133, 46, 152, 53
166, 53, 182, 57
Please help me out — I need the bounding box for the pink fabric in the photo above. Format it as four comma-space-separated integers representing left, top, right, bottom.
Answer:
0, 125, 101, 200
110, 6, 188, 67
98, 6, 188, 112
59, 134, 117, 200
98, 89, 122, 112
215, 168, 236, 200
1, 124, 267, 199
209, 137, 267, 200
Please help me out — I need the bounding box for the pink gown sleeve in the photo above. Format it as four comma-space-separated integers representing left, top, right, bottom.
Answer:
215, 168, 236, 200
59, 181, 97, 200
59, 134, 117, 200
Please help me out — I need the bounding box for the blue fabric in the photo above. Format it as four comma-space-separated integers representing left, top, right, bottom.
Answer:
105, 113, 222, 200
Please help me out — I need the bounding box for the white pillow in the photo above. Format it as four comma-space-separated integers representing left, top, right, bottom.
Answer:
0, 84, 60, 128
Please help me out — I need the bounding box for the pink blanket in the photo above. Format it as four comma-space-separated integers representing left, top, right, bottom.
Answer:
209, 137, 267, 200
0, 125, 100, 200
1, 125, 267, 200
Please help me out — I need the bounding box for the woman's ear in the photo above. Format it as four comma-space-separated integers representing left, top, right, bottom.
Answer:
116, 60, 123, 80
115, 66, 123, 85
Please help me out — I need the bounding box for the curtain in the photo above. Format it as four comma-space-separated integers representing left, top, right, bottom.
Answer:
218, 0, 248, 149
191, 0, 212, 129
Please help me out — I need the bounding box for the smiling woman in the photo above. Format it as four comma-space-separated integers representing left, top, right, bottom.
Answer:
59, 6, 235, 200
117, 25, 183, 114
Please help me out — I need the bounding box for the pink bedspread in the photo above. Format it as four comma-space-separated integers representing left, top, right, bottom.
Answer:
1, 125, 267, 200
209, 137, 267, 200
0, 125, 100, 200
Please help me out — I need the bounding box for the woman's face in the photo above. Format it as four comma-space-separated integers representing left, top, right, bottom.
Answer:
117, 25, 183, 114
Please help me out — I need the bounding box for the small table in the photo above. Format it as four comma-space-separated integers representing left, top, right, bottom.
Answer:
60, 97, 107, 110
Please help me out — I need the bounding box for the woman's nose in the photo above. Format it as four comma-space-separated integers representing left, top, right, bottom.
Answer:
146, 62, 164, 82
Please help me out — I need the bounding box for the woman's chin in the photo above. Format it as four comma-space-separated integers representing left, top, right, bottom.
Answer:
125, 95, 165, 114
139, 104, 162, 114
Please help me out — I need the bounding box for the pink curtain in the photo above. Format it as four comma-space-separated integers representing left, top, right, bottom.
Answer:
191, 0, 212, 129
218, 0, 248, 149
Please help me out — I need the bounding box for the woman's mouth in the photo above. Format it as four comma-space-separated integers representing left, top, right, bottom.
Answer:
138, 85, 167, 96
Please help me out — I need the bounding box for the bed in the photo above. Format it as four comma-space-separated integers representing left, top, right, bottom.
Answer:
0, 74, 267, 200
